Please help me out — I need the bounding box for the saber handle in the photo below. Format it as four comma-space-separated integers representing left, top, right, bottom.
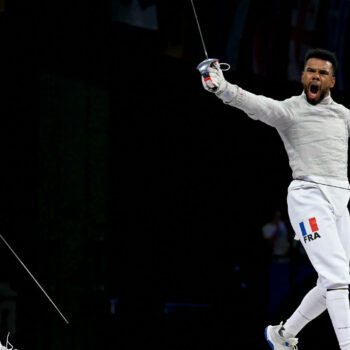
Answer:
0, 234, 70, 324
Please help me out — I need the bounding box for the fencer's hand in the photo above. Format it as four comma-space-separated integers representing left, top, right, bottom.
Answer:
201, 62, 227, 95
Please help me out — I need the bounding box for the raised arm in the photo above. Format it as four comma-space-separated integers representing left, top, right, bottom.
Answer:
201, 62, 293, 129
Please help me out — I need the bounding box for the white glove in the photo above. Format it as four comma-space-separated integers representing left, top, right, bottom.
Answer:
201, 62, 228, 95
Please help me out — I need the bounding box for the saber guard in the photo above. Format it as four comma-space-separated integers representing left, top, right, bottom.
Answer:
196, 58, 219, 91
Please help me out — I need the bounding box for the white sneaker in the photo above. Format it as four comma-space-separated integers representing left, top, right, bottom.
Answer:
0, 334, 18, 350
265, 322, 298, 350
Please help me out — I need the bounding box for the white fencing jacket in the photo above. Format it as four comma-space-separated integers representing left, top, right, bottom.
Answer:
217, 84, 350, 216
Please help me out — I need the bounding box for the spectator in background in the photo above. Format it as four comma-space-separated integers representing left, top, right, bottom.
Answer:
262, 210, 291, 262
262, 210, 291, 319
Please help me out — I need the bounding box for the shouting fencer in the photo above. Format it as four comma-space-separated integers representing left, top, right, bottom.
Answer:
200, 48, 350, 350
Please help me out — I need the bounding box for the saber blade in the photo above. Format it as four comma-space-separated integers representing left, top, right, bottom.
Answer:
190, 0, 208, 59
0, 234, 69, 324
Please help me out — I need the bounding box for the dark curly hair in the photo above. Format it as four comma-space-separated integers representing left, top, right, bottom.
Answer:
304, 48, 337, 76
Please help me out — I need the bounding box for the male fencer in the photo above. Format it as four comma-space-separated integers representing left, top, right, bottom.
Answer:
200, 48, 350, 350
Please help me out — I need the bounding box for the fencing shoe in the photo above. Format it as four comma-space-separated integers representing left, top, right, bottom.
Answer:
265, 322, 298, 350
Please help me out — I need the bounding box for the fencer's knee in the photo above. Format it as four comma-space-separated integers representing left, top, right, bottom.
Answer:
314, 284, 327, 297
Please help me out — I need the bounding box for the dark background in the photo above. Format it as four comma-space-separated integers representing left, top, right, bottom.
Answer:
1, 0, 349, 349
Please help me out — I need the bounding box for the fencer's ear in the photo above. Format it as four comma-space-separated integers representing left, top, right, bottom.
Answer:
330, 76, 336, 88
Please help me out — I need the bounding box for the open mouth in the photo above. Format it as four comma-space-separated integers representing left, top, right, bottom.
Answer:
308, 83, 320, 99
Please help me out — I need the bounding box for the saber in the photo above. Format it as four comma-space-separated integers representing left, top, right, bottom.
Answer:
190, 0, 230, 91
0, 234, 69, 324
190, 0, 208, 59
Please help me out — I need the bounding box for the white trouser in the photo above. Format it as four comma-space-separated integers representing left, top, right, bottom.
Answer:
287, 186, 350, 290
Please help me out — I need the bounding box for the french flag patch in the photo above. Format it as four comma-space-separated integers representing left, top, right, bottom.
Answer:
299, 217, 319, 236
299, 217, 321, 242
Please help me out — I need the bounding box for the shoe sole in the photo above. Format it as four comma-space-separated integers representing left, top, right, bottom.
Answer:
265, 326, 274, 350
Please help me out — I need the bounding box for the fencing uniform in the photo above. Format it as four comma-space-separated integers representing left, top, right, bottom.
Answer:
212, 82, 350, 349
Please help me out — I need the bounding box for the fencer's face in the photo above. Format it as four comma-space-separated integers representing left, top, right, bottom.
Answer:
301, 58, 336, 105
